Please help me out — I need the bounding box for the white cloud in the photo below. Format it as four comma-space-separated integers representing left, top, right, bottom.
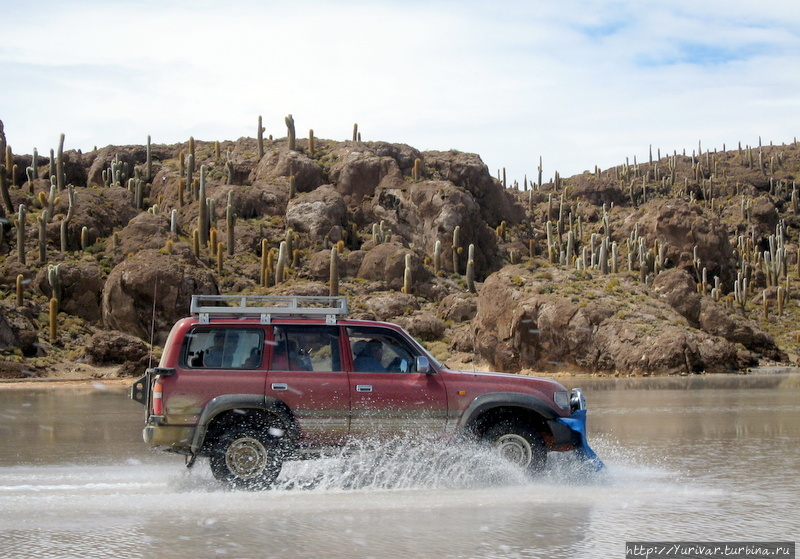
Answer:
1, 0, 798, 184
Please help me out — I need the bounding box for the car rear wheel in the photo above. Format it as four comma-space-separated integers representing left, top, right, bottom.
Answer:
485, 421, 547, 473
210, 427, 283, 489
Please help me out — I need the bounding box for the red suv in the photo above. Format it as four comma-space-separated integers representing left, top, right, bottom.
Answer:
131, 295, 601, 488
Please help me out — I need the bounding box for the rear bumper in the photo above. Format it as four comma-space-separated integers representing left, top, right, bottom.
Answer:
143, 424, 196, 454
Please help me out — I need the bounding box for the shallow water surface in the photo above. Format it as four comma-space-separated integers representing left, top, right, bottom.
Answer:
0, 374, 798, 558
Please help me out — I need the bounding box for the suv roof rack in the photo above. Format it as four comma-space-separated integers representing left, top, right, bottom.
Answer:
190, 295, 349, 324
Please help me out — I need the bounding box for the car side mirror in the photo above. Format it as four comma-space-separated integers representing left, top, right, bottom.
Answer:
416, 356, 431, 374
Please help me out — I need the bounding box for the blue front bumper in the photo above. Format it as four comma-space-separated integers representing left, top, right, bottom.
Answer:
556, 409, 604, 471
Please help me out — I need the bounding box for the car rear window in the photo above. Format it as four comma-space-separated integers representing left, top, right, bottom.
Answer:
183, 328, 264, 369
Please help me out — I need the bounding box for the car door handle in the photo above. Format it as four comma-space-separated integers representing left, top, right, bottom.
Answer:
356, 385, 373, 393
271, 383, 288, 391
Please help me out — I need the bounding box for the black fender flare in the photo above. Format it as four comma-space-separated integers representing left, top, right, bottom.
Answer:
455, 392, 559, 437
190, 394, 299, 454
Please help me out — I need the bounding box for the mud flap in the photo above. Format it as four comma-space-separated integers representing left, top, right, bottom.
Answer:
556, 409, 604, 471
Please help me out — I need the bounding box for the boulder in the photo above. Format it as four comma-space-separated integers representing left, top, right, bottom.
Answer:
394, 311, 446, 342
423, 150, 526, 226
438, 293, 478, 322
86, 146, 145, 187
368, 180, 502, 278
471, 266, 766, 374
0, 301, 38, 356
84, 330, 151, 376
113, 212, 172, 260
653, 268, 783, 360
35, 261, 105, 322
363, 292, 419, 320
249, 148, 324, 193
625, 198, 735, 285
653, 268, 702, 326
747, 195, 780, 241
44, 186, 139, 252
698, 299, 784, 361
356, 243, 429, 291
286, 186, 347, 242
102, 248, 218, 344
329, 148, 404, 206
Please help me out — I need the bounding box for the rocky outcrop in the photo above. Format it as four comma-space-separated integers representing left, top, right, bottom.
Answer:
250, 147, 324, 193
35, 261, 105, 322
113, 212, 173, 261
286, 185, 347, 241
625, 199, 735, 285
0, 135, 797, 377
423, 150, 525, 227
471, 266, 774, 374
653, 268, 784, 361
329, 146, 406, 206
0, 301, 37, 356
356, 242, 429, 291
84, 330, 151, 375
102, 248, 218, 344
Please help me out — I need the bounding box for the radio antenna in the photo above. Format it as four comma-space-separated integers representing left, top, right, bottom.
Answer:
148, 276, 159, 369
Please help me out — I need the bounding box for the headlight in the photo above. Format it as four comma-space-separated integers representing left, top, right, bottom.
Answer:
570, 388, 586, 412
553, 390, 570, 410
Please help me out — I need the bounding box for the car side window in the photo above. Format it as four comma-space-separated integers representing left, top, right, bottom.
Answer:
184, 328, 264, 369
270, 326, 341, 372
346, 327, 419, 373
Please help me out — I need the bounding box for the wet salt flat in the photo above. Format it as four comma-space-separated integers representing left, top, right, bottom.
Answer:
0, 373, 798, 558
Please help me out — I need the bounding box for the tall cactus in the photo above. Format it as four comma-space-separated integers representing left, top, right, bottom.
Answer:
146, 135, 152, 182
402, 254, 412, 294
38, 211, 48, 262
198, 165, 209, 247
433, 240, 442, 273
257, 115, 265, 158
16, 274, 24, 307
0, 164, 12, 213
60, 186, 76, 252
170, 209, 179, 235
285, 115, 296, 151
16, 204, 26, 264
56, 133, 65, 191
48, 264, 62, 308
452, 225, 461, 275
733, 273, 748, 311
276, 241, 288, 283
466, 244, 476, 293
329, 247, 339, 297
260, 239, 269, 287
49, 297, 58, 344
225, 149, 234, 185
226, 191, 235, 256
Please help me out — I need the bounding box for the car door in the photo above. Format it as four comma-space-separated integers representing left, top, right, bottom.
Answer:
167, 326, 268, 426
265, 325, 350, 445
345, 326, 448, 439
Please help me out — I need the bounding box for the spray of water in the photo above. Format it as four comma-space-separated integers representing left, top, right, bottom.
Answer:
272, 437, 532, 492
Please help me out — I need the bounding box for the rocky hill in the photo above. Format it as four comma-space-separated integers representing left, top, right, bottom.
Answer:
0, 119, 798, 379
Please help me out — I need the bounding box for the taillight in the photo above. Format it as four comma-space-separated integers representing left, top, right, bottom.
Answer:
152, 380, 164, 415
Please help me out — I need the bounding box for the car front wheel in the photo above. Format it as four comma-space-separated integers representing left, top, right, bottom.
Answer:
485, 421, 547, 473
210, 427, 283, 489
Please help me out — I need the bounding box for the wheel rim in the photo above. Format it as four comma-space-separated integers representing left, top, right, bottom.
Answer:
494, 434, 532, 467
225, 436, 269, 479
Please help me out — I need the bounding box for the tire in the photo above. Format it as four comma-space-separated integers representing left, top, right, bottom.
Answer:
484, 421, 547, 473
210, 427, 284, 489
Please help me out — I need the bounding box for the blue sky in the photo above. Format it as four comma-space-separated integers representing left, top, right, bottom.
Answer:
2, 0, 798, 184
